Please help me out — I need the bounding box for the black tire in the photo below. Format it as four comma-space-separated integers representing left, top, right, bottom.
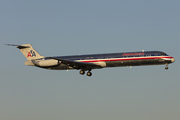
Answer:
87, 72, 92, 76
165, 67, 168, 70
80, 70, 85, 75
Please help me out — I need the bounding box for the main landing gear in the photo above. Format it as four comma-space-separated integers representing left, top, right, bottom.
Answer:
87, 71, 92, 76
79, 70, 85, 75
79, 70, 92, 76
165, 63, 168, 70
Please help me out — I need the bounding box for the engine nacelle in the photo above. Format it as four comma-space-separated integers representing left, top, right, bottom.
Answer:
34, 59, 59, 67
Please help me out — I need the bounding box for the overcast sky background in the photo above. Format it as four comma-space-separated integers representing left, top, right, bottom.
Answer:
0, 0, 180, 120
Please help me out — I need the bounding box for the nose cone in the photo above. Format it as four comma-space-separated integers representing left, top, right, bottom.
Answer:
171, 58, 175, 63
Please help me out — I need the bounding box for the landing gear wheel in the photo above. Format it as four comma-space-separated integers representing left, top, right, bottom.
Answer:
80, 70, 85, 75
165, 66, 168, 70
87, 71, 92, 76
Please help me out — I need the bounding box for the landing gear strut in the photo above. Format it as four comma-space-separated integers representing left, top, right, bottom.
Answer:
165, 63, 168, 70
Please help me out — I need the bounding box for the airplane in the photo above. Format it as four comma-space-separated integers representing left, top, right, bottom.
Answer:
6, 44, 175, 77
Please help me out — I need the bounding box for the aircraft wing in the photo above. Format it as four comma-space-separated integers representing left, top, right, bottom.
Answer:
47, 57, 102, 70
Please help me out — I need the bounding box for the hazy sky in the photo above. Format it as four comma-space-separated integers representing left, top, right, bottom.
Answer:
1, 0, 180, 120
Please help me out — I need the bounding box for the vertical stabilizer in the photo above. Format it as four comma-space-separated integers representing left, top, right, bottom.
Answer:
6, 44, 44, 60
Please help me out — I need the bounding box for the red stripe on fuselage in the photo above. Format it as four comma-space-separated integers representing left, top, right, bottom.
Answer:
80, 56, 173, 63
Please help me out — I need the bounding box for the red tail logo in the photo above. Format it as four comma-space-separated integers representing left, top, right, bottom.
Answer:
27, 50, 36, 57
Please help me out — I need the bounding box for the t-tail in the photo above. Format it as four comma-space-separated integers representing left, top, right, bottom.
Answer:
5, 44, 44, 61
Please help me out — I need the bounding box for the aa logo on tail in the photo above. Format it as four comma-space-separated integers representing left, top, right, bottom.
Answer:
27, 50, 36, 57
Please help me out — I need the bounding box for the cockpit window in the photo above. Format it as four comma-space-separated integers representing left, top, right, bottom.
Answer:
161, 53, 166, 56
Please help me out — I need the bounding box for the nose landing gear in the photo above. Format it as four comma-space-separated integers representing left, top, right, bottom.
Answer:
165, 63, 168, 70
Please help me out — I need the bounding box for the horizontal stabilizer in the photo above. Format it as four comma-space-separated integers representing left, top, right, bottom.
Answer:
5, 44, 30, 49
